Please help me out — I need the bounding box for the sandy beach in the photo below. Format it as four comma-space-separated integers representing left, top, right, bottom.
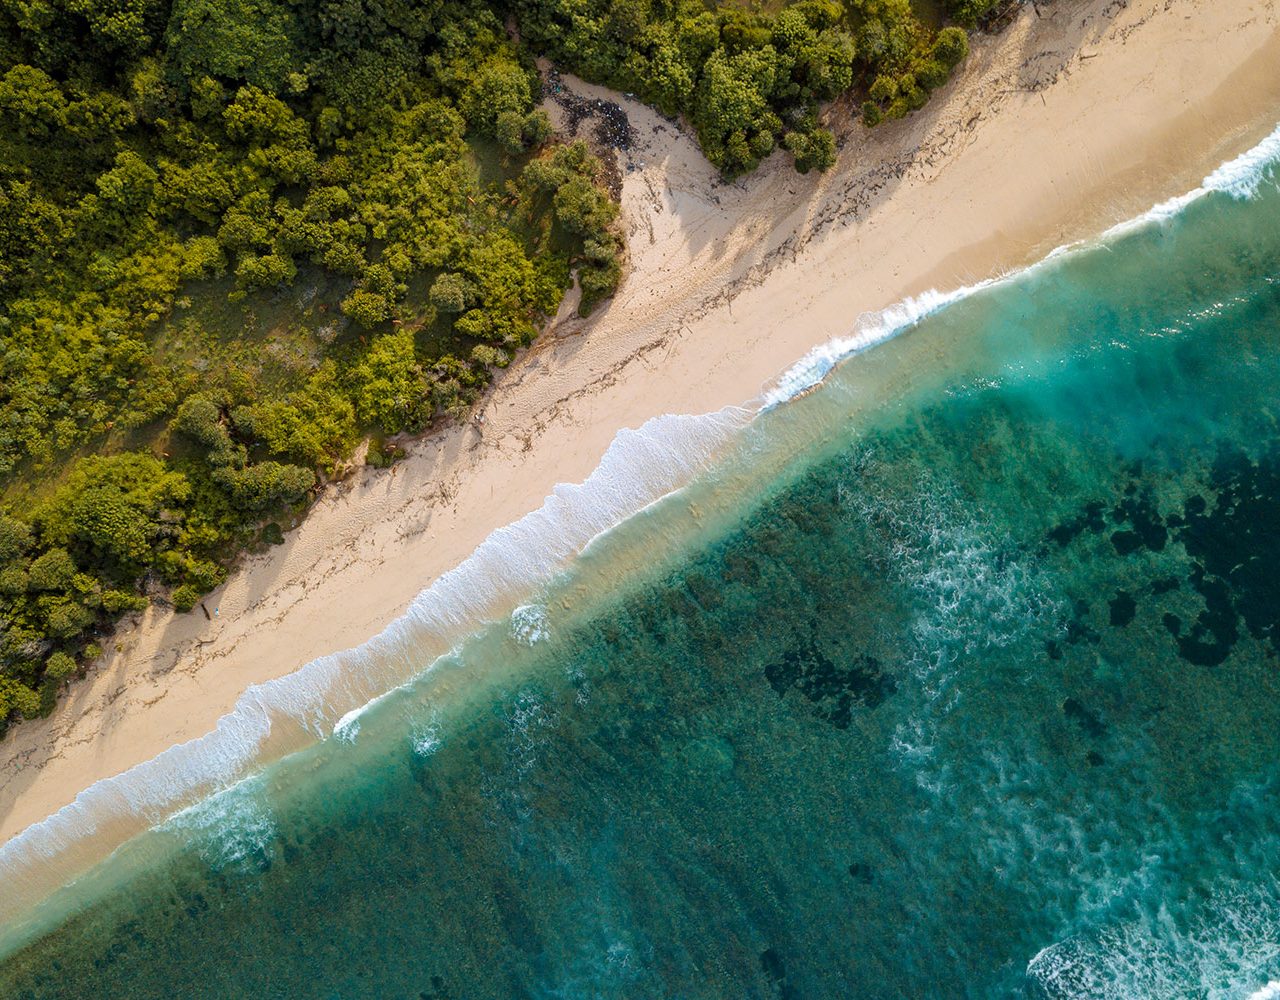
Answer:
2, 0, 1278, 850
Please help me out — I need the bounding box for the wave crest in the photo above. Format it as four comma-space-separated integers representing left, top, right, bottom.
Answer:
0, 405, 745, 930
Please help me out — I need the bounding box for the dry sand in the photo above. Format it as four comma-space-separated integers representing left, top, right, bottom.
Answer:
3, 0, 1279, 847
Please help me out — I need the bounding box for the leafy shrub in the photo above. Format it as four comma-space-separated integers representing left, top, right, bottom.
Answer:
429, 273, 473, 313
27, 548, 77, 592
45, 650, 76, 681
934, 27, 970, 69
215, 462, 314, 511
170, 584, 202, 613
784, 127, 837, 174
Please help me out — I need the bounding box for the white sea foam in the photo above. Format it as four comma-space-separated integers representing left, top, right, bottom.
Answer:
332, 713, 361, 744
765, 121, 1280, 409
1205, 124, 1280, 199
1103, 122, 1280, 240
761, 284, 994, 409
160, 777, 278, 874
5, 115, 1280, 946
1025, 880, 1280, 1000
410, 722, 442, 758
510, 603, 551, 646
0, 404, 746, 925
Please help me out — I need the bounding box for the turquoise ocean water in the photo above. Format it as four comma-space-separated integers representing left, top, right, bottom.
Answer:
3, 129, 1280, 998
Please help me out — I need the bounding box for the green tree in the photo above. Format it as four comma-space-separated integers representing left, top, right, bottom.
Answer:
457, 55, 533, 137
347, 327, 433, 431
0, 513, 31, 560
214, 461, 314, 511
783, 126, 836, 174
166, 0, 301, 92
429, 272, 473, 313
45, 650, 76, 681
36, 454, 191, 577
553, 175, 618, 238
0, 677, 40, 720
26, 548, 77, 591
945, 0, 1001, 29
0, 65, 67, 135
933, 26, 970, 69
96, 150, 158, 213
692, 46, 784, 175
170, 583, 201, 612
341, 288, 391, 328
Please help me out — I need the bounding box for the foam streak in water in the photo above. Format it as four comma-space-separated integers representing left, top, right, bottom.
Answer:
4, 115, 1280, 947
1103, 122, 1280, 238
761, 284, 994, 408
0, 405, 746, 917
766, 121, 1280, 409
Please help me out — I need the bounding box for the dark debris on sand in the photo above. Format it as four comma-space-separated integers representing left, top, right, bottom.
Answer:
543, 69, 635, 197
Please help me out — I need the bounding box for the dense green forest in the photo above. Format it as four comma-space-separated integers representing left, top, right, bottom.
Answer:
0, 0, 996, 727
518, 0, 979, 174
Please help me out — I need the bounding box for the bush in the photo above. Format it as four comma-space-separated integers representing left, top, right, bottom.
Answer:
364, 442, 405, 468
173, 395, 226, 448
429, 273, 472, 313
945, 0, 1000, 29
35, 454, 191, 575
45, 650, 76, 681
470, 344, 509, 369
783, 127, 836, 174
916, 60, 950, 93
102, 589, 149, 613
341, 289, 391, 329
934, 26, 971, 68
171, 584, 201, 612
173, 395, 244, 467
0, 513, 31, 559
235, 252, 297, 290
0, 564, 27, 594
180, 236, 226, 279
0, 677, 40, 719
496, 110, 526, 154
215, 461, 314, 511
869, 75, 898, 104
27, 548, 77, 591
579, 256, 622, 316
348, 327, 433, 432
522, 110, 554, 148
44, 598, 93, 639
553, 176, 618, 239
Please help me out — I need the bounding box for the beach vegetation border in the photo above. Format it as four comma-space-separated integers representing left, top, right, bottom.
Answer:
0, 0, 990, 730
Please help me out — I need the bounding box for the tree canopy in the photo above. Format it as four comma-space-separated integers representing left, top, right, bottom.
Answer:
0, 0, 980, 729
514, 0, 974, 176
0, 0, 625, 730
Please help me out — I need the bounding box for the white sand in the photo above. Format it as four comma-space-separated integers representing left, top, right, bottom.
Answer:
2, 0, 1278, 852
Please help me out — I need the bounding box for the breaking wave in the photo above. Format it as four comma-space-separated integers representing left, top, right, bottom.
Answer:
2, 116, 1278, 957
765, 121, 1280, 410
0, 404, 746, 926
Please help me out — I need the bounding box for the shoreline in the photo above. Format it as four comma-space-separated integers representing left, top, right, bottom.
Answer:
2, 0, 1279, 855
